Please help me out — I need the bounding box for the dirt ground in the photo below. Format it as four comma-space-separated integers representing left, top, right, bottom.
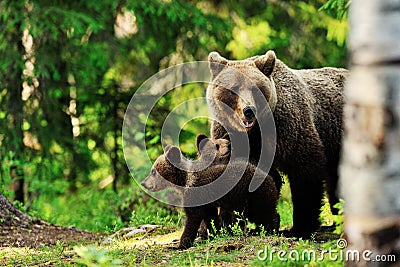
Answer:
0, 194, 103, 248
0, 220, 103, 248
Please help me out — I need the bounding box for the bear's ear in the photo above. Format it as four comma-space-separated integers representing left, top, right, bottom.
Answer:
254, 50, 276, 77
208, 52, 228, 80
196, 134, 209, 154
165, 145, 181, 164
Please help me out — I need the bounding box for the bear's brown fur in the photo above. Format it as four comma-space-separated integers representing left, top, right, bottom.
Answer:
196, 133, 281, 232
209, 122, 283, 194
196, 134, 231, 166
207, 50, 348, 237
195, 134, 231, 238
141, 144, 280, 248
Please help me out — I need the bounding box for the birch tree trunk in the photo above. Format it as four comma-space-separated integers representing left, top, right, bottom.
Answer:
340, 0, 400, 266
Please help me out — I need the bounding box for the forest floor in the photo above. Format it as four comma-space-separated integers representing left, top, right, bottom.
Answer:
0, 218, 341, 266
0, 216, 103, 248
0, 193, 104, 248
0, 194, 104, 266
0, 184, 344, 266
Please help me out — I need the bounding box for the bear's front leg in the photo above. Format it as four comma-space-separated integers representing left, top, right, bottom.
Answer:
248, 181, 280, 233
326, 170, 340, 215
179, 207, 205, 249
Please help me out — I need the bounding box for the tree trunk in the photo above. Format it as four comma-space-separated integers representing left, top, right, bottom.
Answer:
112, 102, 119, 193
340, 0, 400, 266
0, 193, 33, 226
8, 20, 26, 204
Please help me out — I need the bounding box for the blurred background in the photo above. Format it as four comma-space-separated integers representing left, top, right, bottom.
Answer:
0, 0, 347, 232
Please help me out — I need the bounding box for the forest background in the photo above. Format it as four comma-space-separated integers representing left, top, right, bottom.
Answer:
0, 0, 347, 234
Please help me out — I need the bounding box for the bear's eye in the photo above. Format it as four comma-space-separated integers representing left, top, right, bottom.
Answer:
215, 144, 220, 150
151, 169, 156, 176
229, 86, 239, 95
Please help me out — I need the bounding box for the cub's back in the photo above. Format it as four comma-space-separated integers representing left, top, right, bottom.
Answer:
187, 161, 276, 198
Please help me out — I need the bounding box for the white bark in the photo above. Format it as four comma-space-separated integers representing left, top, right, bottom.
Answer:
340, 0, 400, 266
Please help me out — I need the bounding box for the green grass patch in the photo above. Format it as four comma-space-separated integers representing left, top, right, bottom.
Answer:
29, 183, 182, 233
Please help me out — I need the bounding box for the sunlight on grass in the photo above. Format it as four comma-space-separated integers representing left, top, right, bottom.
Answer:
277, 175, 293, 230
124, 229, 182, 248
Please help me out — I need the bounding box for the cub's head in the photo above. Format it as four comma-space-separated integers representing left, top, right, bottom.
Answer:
196, 134, 231, 165
141, 145, 186, 192
206, 50, 277, 132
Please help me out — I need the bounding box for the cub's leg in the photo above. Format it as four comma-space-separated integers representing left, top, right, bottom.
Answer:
180, 207, 206, 249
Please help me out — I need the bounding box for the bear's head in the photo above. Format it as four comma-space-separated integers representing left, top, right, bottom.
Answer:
141, 145, 186, 192
206, 50, 277, 132
196, 134, 231, 165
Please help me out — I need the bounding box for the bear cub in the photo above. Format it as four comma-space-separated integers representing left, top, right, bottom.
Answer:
142, 138, 280, 249
196, 134, 231, 166
196, 134, 280, 234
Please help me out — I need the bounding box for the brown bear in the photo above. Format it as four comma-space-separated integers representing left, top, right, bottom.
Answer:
196, 133, 281, 232
141, 144, 280, 249
207, 124, 284, 195
196, 134, 231, 166
195, 134, 231, 238
206, 50, 348, 237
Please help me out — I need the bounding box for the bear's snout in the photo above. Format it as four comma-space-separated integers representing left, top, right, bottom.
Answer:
141, 175, 157, 191
141, 181, 152, 190
243, 106, 256, 120
241, 106, 256, 129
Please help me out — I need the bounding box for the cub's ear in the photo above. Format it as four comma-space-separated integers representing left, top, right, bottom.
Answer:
254, 50, 276, 77
164, 144, 173, 152
196, 134, 209, 154
208, 52, 228, 80
165, 145, 181, 164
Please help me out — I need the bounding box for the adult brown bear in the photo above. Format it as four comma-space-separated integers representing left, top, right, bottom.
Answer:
206, 50, 348, 237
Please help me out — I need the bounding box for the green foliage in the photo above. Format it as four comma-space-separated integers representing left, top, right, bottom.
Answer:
319, 197, 344, 236
332, 199, 345, 236
277, 175, 293, 229
228, 211, 257, 237
225, 0, 347, 67
32, 187, 124, 232
129, 198, 181, 229
319, 0, 351, 20
0, 151, 21, 199
227, 19, 274, 59
74, 245, 123, 267
228, 214, 247, 237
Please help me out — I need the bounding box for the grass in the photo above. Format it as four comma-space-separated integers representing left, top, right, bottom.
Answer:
1, 177, 344, 266
0, 233, 344, 266
29, 184, 182, 234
